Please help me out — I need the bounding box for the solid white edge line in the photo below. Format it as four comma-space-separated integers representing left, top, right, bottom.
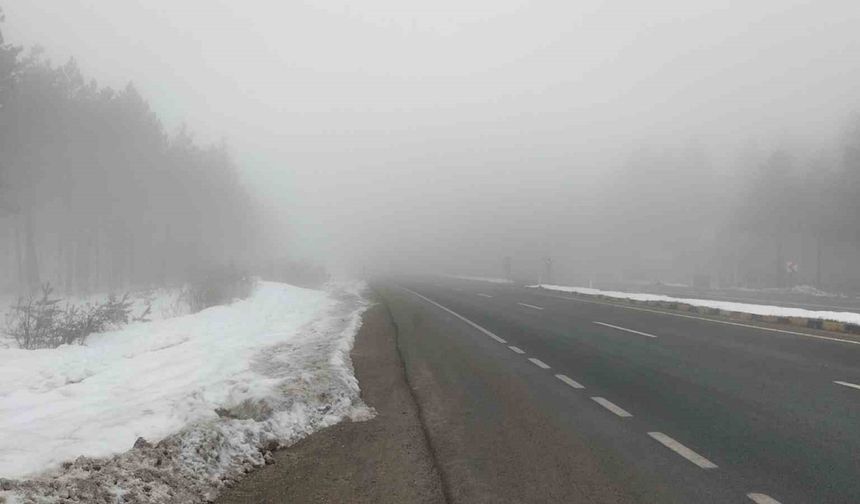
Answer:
593, 321, 658, 339
647, 432, 718, 469
508, 345, 525, 354
834, 380, 860, 391
517, 302, 545, 311
528, 357, 551, 369
402, 287, 507, 344
591, 397, 633, 417
477, 293, 493, 298
747, 493, 782, 504
542, 292, 860, 346
555, 374, 585, 389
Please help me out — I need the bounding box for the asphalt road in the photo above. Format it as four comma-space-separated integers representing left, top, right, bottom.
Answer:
377, 277, 860, 503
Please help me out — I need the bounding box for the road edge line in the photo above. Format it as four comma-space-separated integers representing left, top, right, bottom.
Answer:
402, 287, 507, 344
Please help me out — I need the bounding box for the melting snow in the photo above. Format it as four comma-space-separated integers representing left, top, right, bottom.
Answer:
0, 280, 371, 503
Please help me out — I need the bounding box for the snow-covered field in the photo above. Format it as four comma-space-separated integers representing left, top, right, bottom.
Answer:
0, 280, 370, 503
533, 284, 860, 326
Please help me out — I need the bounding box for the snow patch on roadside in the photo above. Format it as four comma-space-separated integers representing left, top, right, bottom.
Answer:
0, 280, 371, 503
532, 284, 860, 325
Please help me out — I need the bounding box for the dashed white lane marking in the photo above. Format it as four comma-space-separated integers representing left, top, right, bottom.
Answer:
403, 288, 507, 344
647, 432, 718, 469
518, 302, 545, 311
508, 345, 525, 354
543, 293, 860, 346
747, 493, 782, 504
529, 357, 551, 369
555, 374, 585, 389
593, 321, 658, 339
477, 293, 493, 298
834, 380, 860, 391
591, 397, 632, 417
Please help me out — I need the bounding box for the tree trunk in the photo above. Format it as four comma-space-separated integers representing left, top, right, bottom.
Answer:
126, 228, 135, 289
64, 227, 75, 294
94, 227, 100, 292
109, 225, 131, 292
75, 230, 92, 294
22, 208, 40, 292
57, 232, 63, 292
13, 217, 23, 291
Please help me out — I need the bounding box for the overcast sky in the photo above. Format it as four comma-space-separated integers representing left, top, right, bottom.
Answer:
5, 0, 860, 277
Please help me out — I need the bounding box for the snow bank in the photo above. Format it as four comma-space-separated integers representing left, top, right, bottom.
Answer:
532, 284, 860, 326
444, 275, 513, 284
0, 280, 371, 503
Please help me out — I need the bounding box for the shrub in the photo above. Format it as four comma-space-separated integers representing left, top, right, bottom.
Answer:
181, 267, 255, 314
4, 284, 134, 349
4, 284, 62, 350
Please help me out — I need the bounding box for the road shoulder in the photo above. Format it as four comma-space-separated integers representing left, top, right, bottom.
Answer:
215, 301, 446, 504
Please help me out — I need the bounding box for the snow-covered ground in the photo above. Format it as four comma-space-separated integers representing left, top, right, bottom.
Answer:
0, 280, 370, 503
532, 284, 860, 325
443, 274, 513, 284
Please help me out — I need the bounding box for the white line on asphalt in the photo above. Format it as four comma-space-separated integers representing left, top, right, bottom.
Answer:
529, 357, 551, 369
555, 374, 585, 389
834, 380, 860, 391
647, 432, 718, 469
747, 493, 782, 504
591, 397, 633, 417
403, 288, 507, 344
543, 293, 860, 346
477, 293, 493, 298
593, 321, 658, 339
518, 302, 545, 311
508, 345, 525, 354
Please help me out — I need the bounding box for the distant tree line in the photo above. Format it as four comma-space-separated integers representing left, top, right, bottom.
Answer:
0, 10, 259, 294
585, 119, 860, 292
726, 123, 860, 290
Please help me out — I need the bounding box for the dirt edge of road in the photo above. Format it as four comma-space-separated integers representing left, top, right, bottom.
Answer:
215, 298, 446, 504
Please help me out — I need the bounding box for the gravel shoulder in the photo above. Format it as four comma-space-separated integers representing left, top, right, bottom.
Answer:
215, 300, 446, 504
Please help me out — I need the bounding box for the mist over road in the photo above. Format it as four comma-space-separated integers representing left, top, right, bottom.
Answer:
378, 276, 860, 503
5, 2, 860, 501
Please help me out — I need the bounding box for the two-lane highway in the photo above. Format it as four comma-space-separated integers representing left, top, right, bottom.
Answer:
378, 277, 860, 503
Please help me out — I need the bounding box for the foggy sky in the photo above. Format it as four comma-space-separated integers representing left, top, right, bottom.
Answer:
5, 0, 860, 278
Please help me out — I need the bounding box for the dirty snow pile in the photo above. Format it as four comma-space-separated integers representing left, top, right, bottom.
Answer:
532, 284, 860, 326
0, 280, 371, 503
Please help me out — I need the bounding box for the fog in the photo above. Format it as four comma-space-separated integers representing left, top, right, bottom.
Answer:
3, 0, 860, 290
